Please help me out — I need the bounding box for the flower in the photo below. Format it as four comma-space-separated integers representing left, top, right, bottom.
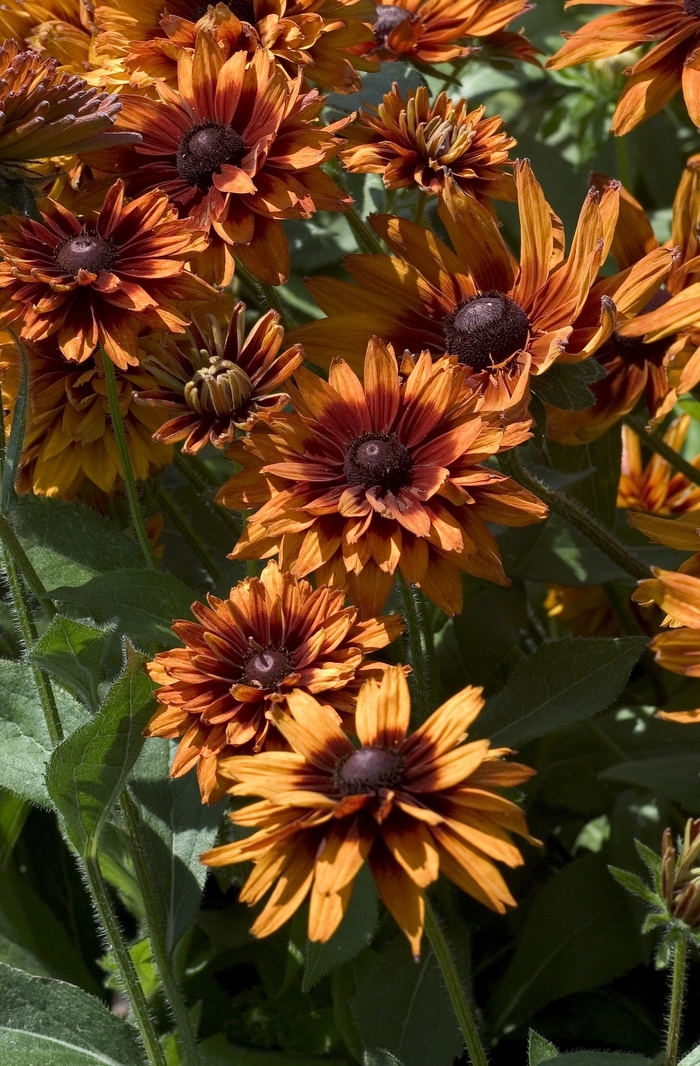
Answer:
340, 82, 516, 203
135, 302, 303, 453
547, 0, 700, 136
661, 819, 700, 927
217, 337, 548, 619
83, 33, 352, 286
546, 164, 700, 444
544, 584, 623, 638
354, 0, 537, 67
95, 0, 377, 95
290, 161, 674, 414
632, 565, 700, 708
201, 666, 537, 956
618, 416, 700, 514
0, 0, 98, 77
0, 180, 216, 370
0, 334, 172, 499
145, 560, 403, 803
0, 40, 138, 180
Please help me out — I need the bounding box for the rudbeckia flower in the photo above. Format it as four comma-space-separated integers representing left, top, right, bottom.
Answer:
618, 416, 700, 514
0, 180, 216, 369
547, 162, 700, 444
633, 566, 700, 692
290, 161, 674, 415
136, 301, 303, 453
0, 0, 98, 77
202, 666, 537, 956
548, 0, 700, 136
217, 337, 547, 619
340, 83, 516, 203
82, 32, 353, 286
0, 334, 172, 499
145, 560, 403, 803
544, 584, 623, 638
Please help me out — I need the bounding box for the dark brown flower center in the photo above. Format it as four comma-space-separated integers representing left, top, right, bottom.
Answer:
684, 0, 700, 17
184, 359, 253, 418
336, 746, 403, 795
242, 646, 291, 688
611, 288, 672, 365
443, 291, 530, 371
343, 432, 411, 492
190, 0, 256, 20
176, 122, 246, 190
55, 233, 116, 276
374, 3, 411, 42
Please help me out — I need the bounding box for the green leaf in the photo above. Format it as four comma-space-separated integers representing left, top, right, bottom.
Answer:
350, 935, 463, 1066
529, 1030, 559, 1065
52, 570, 195, 651
439, 580, 527, 690
489, 853, 645, 1031
607, 867, 662, 910
31, 617, 120, 714
531, 359, 607, 411
679, 1045, 700, 1066
2, 338, 27, 514
0, 961, 146, 1065
473, 637, 647, 747
364, 1053, 405, 1066
303, 863, 379, 991
0, 174, 41, 220
127, 738, 221, 953
0, 660, 89, 807
46, 645, 154, 857
546, 431, 624, 529
11, 496, 143, 591
543, 1057, 651, 1065
199, 1032, 346, 1065
600, 755, 700, 810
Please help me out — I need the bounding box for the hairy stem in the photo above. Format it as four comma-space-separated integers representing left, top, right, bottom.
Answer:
121, 792, 201, 1066
346, 206, 385, 256
234, 262, 293, 330
623, 415, 700, 492
424, 898, 489, 1066
414, 191, 428, 227
664, 930, 689, 1066
397, 572, 431, 725
0, 513, 55, 619
101, 352, 159, 571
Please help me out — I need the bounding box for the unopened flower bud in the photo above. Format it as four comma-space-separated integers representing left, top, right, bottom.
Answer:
183, 358, 254, 419
662, 819, 700, 928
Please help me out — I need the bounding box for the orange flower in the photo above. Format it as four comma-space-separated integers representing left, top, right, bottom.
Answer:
633, 567, 700, 707
83, 33, 352, 287
0, 180, 216, 370
0, 335, 172, 499
340, 83, 516, 203
618, 416, 700, 514
547, 0, 700, 136
94, 0, 377, 94
202, 666, 537, 956
145, 560, 403, 803
546, 163, 700, 444
135, 302, 303, 453
0, 0, 98, 77
544, 584, 623, 638
217, 337, 547, 619
290, 161, 674, 415
354, 0, 537, 66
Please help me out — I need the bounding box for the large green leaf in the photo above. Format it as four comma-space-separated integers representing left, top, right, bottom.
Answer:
31, 617, 121, 714
303, 863, 379, 991
52, 570, 195, 651
0, 962, 146, 1065
600, 755, 700, 812
438, 580, 527, 692
46, 646, 153, 857
127, 738, 221, 953
489, 853, 645, 1031
546, 432, 624, 530
473, 637, 647, 747
0, 660, 89, 807
350, 935, 463, 1066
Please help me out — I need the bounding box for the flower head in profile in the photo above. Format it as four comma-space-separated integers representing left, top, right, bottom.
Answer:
548, 0, 700, 136
618, 416, 700, 515
0, 0, 100, 78
0, 180, 216, 369
136, 302, 303, 454
547, 163, 700, 445
145, 560, 403, 803
0, 335, 172, 499
217, 337, 547, 619
83, 33, 352, 286
95, 0, 377, 94
341, 83, 516, 203
290, 161, 674, 415
202, 666, 537, 956
544, 585, 623, 639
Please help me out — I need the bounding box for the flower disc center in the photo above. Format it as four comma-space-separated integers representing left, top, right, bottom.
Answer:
337, 746, 403, 795
56, 233, 115, 276
684, 0, 700, 17
243, 647, 291, 688
190, 0, 256, 20
612, 288, 672, 364
374, 3, 411, 43
443, 291, 530, 371
177, 122, 246, 189
343, 432, 411, 492
184, 359, 254, 418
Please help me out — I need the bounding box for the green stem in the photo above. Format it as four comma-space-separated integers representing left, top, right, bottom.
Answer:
101, 353, 158, 571
664, 930, 689, 1066
153, 484, 222, 583
615, 135, 632, 190
3, 551, 63, 745
397, 572, 431, 725
0, 513, 55, 618
424, 898, 489, 1066
84, 854, 167, 1066
499, 450, 650, 581
0, 792, 28, 871
623, 415, 700, 493
346, 207, 385, 256
234, 263, 293, 330
121, 793, 201, 1066
414, 191, 428, 227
